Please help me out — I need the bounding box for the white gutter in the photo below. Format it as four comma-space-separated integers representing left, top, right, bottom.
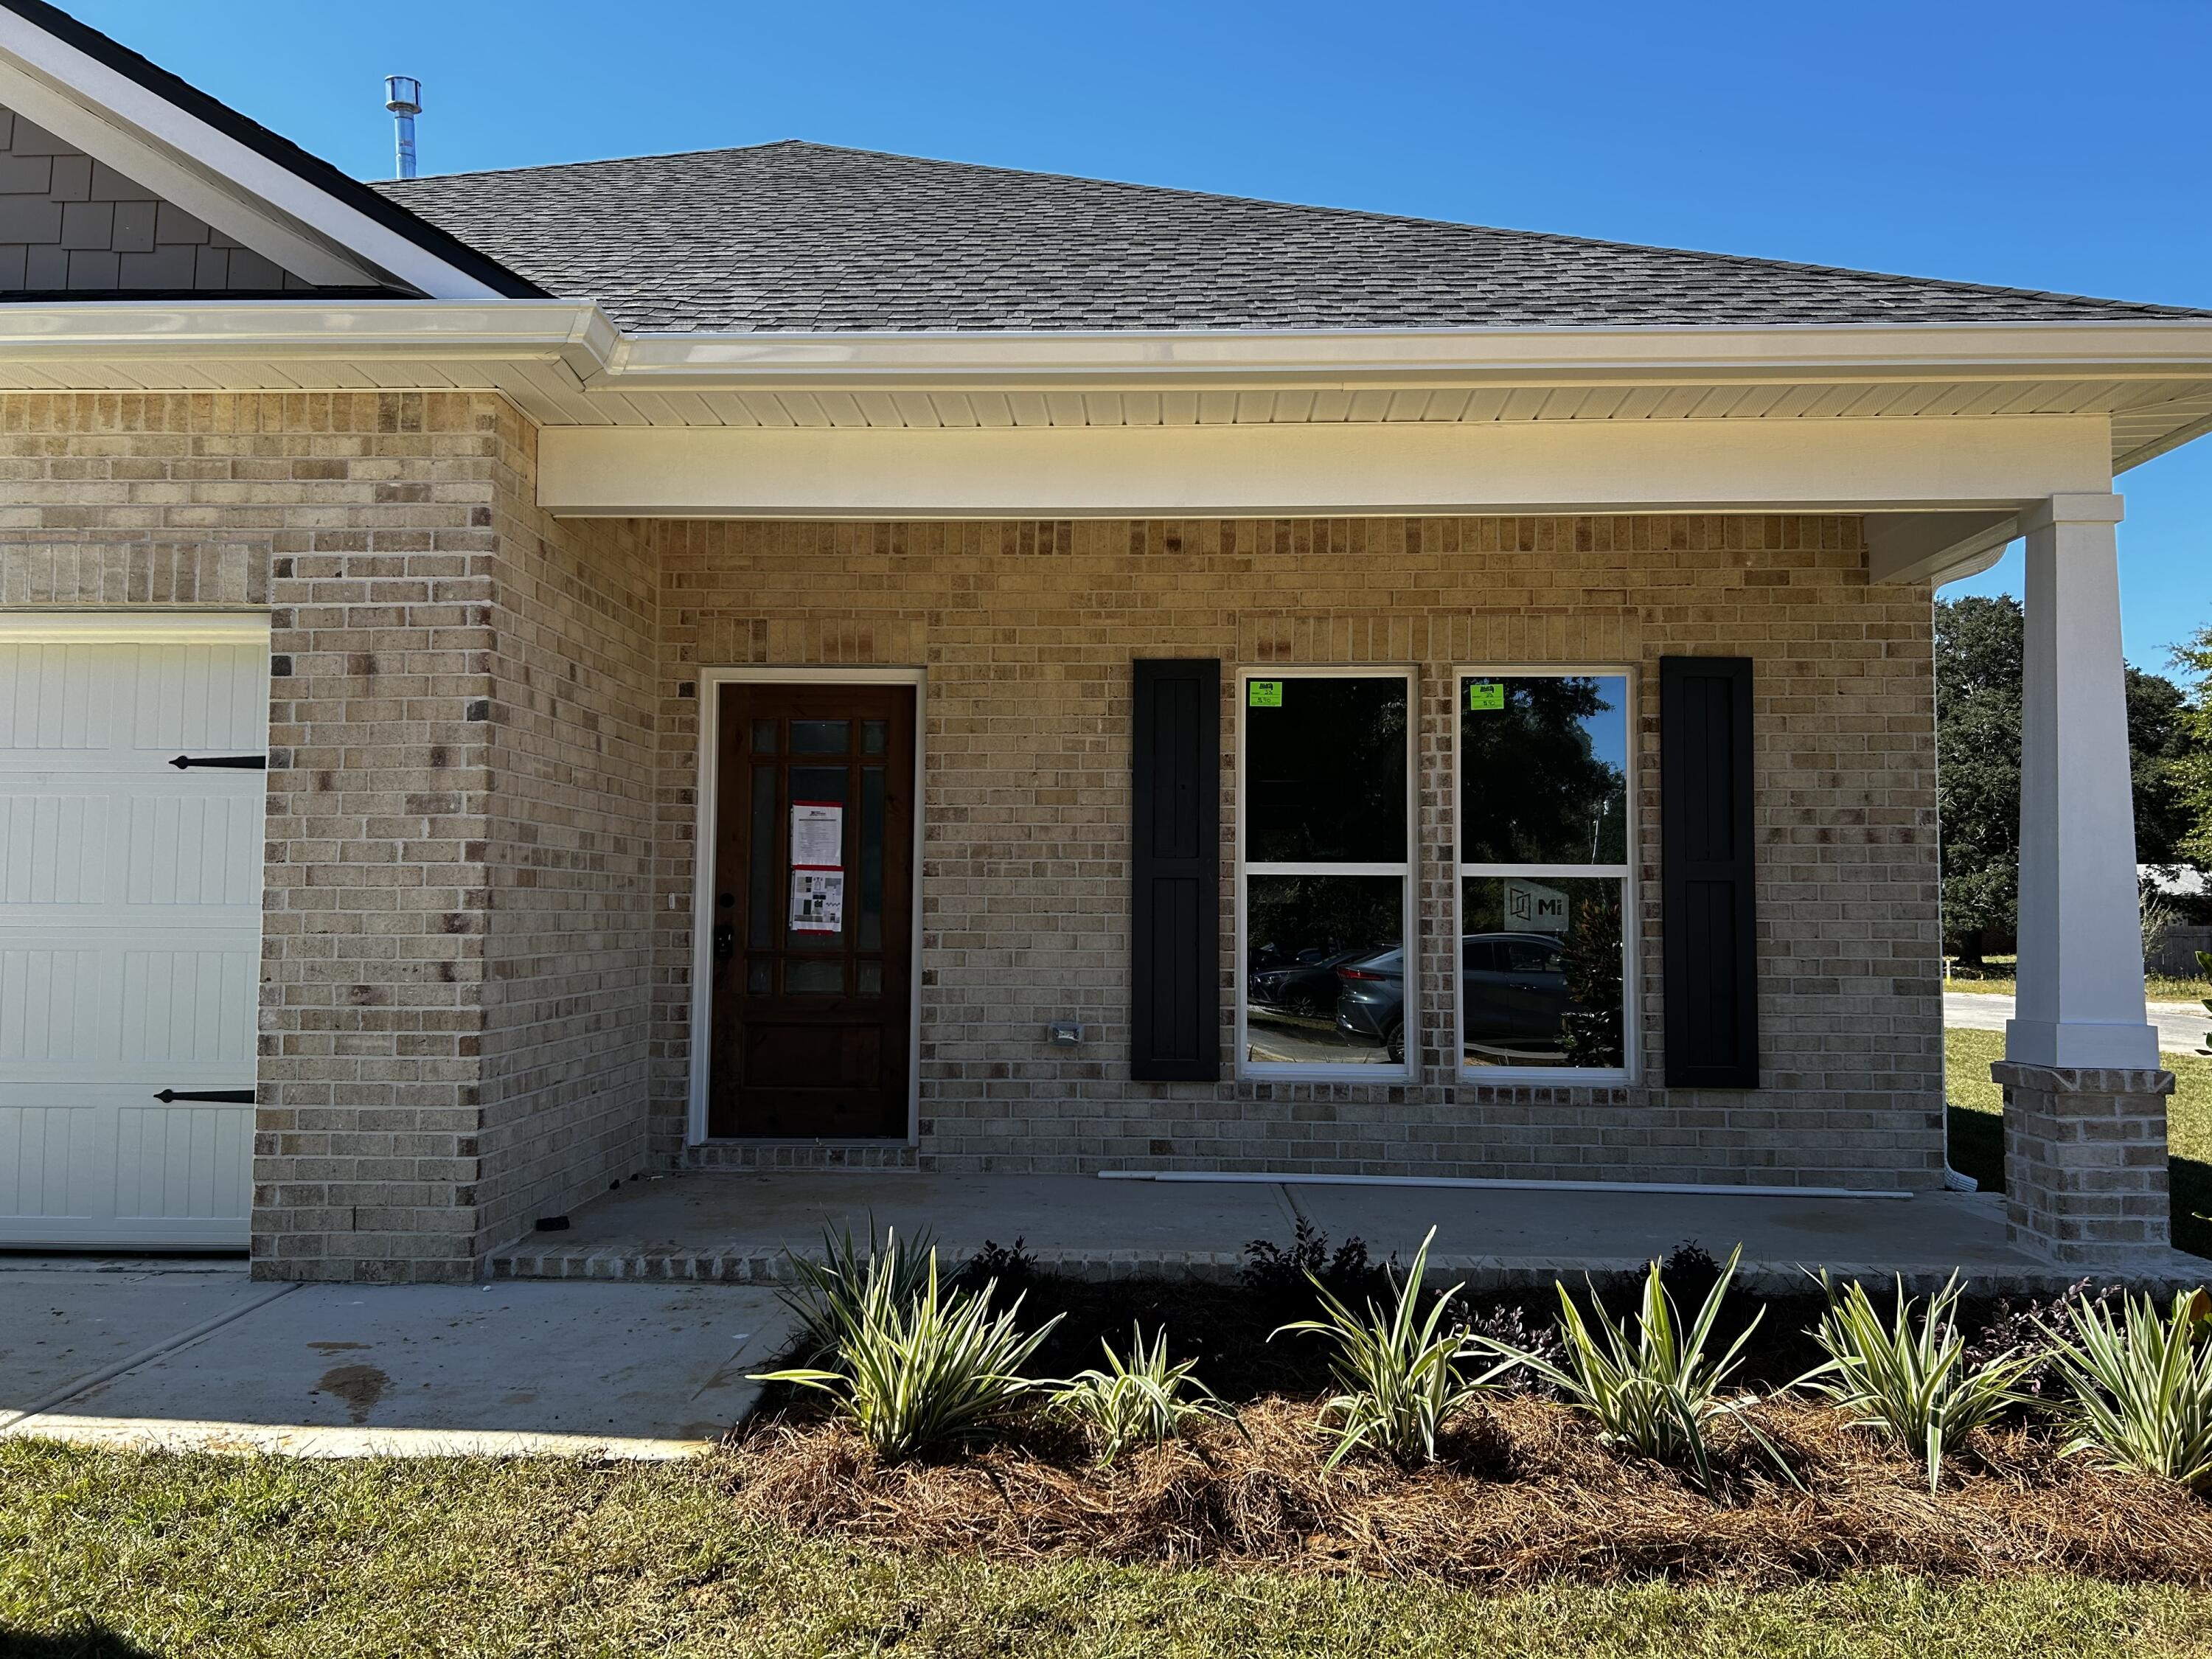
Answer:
4, 303, 2212, 390
603, 317, 2212, 389
1099, 1169, 1914, 1200
0, 299, 613, 369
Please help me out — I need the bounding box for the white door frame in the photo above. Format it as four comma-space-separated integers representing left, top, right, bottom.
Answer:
686, 666, 928, 1145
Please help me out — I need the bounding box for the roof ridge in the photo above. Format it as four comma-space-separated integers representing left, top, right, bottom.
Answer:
383, 139, 2206, 318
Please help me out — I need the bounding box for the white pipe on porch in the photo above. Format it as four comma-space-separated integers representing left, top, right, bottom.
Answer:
1099, 1171, 1913, 1200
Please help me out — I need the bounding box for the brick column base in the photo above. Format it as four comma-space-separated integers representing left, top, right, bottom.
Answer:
1992, 1061, 2174, 1264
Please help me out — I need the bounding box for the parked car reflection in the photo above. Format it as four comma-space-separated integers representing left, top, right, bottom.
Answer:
1248, 946, 1370, 1016
1326, 933, 1588, 1066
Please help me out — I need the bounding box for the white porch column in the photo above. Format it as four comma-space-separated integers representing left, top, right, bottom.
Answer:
1997, 490, 2173, 1264
2006, 492, 2156, 1068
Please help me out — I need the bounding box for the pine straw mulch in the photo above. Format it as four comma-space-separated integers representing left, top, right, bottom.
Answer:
716, 1396, 2212, 1588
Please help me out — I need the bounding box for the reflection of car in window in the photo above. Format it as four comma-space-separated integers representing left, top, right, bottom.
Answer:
1248, 946, 1368, 1017
1331, 947, 1406, 1063
1326, 932, 1592, 1068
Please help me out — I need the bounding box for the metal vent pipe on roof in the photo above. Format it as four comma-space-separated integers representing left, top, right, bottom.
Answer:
384, 75, 422, 180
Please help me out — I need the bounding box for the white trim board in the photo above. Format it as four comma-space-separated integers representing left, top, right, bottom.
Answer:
538, 415, 2114, 519
686, 666, 928, 1147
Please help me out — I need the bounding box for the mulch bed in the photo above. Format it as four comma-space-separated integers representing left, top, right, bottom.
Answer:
718, 1397, 2212, 1587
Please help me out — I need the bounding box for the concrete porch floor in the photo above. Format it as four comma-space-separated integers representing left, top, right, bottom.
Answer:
493, 1171, 2208, 1295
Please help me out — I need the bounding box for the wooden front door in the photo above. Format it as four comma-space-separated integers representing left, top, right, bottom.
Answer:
708, 682, 916, 1137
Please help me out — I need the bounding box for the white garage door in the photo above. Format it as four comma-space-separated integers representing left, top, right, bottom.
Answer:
0, 613, 268, 1249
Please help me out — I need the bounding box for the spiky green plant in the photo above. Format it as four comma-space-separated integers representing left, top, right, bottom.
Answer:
751, 1247, 1058, 1461
1797, 1272, 2037, 1492
778, 1220, 939, 1363
1273, 1226, 1495, 1467
2045, 1287, 2212, 1490
1045, 1325, 1234, 1463
1469, 1243, 1776, 1496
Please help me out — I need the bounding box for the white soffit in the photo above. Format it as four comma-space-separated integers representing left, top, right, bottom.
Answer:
3, 304, 2212, 471
0, 13, 503, 296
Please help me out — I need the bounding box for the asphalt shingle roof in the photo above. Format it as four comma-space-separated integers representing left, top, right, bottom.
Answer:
378, 141, 2208, 335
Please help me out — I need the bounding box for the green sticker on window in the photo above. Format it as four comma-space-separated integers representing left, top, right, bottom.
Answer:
1248, 680, 1284, 708
1467, 681, 1505, 712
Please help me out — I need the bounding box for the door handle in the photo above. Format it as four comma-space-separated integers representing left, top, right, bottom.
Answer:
713, 925, 735, 962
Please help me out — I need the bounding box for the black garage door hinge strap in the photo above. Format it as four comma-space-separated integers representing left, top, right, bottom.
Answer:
170, 754, 266, 770
153, 1088, 255, 1104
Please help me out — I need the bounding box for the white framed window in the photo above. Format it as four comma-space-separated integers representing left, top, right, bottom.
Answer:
1237, 666, 1416, 1079
1454, 667, 1636, 1083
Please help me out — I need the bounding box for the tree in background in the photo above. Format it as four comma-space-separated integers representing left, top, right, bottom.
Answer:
1935, 596, 2199, 964
1936, 597, 2024, 965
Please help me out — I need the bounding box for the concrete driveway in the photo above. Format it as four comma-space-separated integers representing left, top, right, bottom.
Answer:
0, 1263, 792, 1457
1944, 989, 2205, 1055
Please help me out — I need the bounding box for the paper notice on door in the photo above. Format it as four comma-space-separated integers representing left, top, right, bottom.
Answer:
789, 869, 845, 933
790, 801, 844, 868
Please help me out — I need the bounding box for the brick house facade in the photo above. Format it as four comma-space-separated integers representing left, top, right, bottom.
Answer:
0, 0, 2197, 1278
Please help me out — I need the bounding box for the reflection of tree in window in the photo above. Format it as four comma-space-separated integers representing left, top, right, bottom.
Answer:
1558, 891, 1625, 1067
1248, 874, 1401, 970
1461, 677, 1627, 864
1247, 679, 1408, 863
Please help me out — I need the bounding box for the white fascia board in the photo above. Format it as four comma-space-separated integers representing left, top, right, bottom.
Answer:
7, 305, 2212, 397
0, 16, 500, 297
538, 412, 2114, 519
0, 299, 613, 371
602, 319, 2212, 390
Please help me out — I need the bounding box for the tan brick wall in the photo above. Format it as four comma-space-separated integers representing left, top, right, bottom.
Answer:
0, 392, 655, 1280
657, 516, 1946, 1191
476, 407, 658, 1248
2, 391, 1950, 1283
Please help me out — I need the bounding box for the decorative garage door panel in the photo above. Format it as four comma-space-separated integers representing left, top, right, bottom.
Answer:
0, 621, 267, 1248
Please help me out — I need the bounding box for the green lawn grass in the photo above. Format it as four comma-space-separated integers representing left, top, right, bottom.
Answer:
1946, 1026, 2212, 1260
1943, 957, 2212, 1004
5, 1441, 2212, 1658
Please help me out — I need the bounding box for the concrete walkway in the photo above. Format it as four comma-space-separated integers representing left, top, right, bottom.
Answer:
1944, 988, 2205, 1055
494, 1168, 2202, 1295
0, 1263, 792, 1458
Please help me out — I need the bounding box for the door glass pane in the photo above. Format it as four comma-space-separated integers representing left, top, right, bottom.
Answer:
1460, 675, 1630, 864
750, 718, 779, 754
785, 767, 848, 947
1461, 875, 1625, 1069
1245, 676, 1408, 863
861, 720, 889, 755
746, 765, 776, 948
785, 959, 844, 995
746, 959, 772, 995
1245, 874, 1404, 1066
790, 719, 850, 754
859, 765, 886, 950
858, 961, 883, 995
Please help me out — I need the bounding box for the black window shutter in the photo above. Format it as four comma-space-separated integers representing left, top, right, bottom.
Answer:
1131, 659, 1220, 1081
1660, 655, 1759, 1088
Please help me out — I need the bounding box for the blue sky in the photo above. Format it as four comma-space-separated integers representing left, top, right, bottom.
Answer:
69, 0, 2212, 672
